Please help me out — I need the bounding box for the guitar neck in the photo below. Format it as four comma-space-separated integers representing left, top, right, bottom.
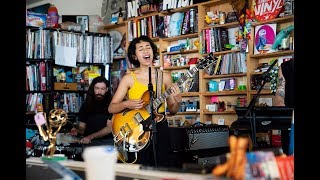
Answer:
152, 66, 199, 109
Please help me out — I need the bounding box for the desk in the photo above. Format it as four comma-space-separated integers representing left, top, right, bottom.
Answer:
26, 157, 215, 180
233, 106, 293, 147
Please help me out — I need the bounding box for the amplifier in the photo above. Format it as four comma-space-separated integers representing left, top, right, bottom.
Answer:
169, 125, 230, 151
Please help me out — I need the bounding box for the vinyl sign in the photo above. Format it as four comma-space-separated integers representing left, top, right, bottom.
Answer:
254, 0, 284, 21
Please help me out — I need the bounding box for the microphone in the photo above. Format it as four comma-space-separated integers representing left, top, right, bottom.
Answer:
257, 59, 278, 81
148, 67, 153, 90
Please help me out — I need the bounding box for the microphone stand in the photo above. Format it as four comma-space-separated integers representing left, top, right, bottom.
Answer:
148, 67, 157, 167
244, 59, 278, 148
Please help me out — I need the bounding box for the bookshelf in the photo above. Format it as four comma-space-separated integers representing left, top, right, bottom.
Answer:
247, 14, 294, 106
100, 0, 294, 128
26, 27, 113, 127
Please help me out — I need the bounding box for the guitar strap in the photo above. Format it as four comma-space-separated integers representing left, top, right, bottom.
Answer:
155, 68, 163, 100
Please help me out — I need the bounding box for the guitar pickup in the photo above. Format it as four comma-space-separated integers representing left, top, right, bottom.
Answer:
133, 113, 144, 124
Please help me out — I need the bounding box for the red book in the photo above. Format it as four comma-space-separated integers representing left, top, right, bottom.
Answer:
276, 155, 294, 180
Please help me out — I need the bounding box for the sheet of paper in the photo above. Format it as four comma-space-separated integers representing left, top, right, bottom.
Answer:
55, 45, 77, 67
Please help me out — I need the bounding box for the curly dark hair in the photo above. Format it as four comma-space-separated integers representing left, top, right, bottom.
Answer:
85, 76, 112, 113
127, 35, 158, 67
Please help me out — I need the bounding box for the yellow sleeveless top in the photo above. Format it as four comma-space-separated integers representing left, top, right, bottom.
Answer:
128, 71, 165, 113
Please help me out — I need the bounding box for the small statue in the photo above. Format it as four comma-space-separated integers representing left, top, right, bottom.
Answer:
34, 106, 68, 157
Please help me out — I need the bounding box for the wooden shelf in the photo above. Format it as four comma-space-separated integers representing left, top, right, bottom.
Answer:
203, 73, 246, 79
252, 15, 294, 27
163, 65, 190, 70
200, 0, 229, 6
159, 4, 198, 15
202, 91, 247, 96
201, 49, 240, 56
250, 72, 263, 76
181, 92, 199, 97
161, 33, 198, 42
151, 37, 159, 42
127, 11, 159, 21
250, 50, 294, 59
202, 21, 240, 30
26, 58, 54, 62
162, 49, 198, 55
203, 110, 236, 115
102, 21, 126, 30
250, 90, 272, 95
173, 111, 200, 115
76, 62, 105, 66
113, 56, 126, 60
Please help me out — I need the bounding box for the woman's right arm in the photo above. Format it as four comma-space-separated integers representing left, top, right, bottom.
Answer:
108, 74, 144, 114
274, 66, 286, 106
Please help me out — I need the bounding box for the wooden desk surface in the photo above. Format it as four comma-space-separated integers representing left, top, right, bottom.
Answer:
26, 157, 216, 180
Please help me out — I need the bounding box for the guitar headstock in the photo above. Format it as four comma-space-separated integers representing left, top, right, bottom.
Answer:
196, 52, 217, 70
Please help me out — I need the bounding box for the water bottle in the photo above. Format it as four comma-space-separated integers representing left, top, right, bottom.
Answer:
48, 3, 59, 28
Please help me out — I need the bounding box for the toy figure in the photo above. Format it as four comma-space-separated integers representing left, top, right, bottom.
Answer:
256, 29, 267, 51
272, 25, 294, 50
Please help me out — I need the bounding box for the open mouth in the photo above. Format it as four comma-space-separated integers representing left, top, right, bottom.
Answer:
143, 55, 151, 61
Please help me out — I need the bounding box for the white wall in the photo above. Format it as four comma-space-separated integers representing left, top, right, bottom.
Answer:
26, 0, 103, 16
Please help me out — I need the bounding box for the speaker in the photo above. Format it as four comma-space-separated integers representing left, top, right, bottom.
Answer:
169, 125, 230, 151
187, 125, 229, 150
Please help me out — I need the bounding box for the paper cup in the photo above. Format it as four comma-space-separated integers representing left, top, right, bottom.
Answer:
82, 145, 118, 180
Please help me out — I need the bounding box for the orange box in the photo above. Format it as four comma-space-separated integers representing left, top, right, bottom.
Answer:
54, 82, 78, 91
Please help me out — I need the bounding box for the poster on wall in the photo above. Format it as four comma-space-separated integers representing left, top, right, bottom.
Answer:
254, 0, 284, 21
101, 0, 127, 25
254, 23, 277, 54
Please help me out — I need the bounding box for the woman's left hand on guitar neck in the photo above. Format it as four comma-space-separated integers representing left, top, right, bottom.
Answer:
171, 83, 182, 104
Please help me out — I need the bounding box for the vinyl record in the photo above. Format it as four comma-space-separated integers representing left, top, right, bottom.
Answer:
108, 30, 125, 56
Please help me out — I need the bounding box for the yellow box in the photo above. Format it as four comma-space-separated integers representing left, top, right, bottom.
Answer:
54, 82, 78, 91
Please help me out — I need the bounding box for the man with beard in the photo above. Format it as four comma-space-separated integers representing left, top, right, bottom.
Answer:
70, 76, 114, 147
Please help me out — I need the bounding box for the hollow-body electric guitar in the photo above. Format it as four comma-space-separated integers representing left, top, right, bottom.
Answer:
112, 53, 216, 162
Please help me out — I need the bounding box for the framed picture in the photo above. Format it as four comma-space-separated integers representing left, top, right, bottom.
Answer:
76, 15, 89, 31
110, 12, 119, 24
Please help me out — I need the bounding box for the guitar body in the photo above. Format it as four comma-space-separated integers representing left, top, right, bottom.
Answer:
112, 90, 164, 154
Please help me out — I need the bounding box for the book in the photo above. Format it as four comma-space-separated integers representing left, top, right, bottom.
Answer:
168, 12, 184, 37
254, 23, 277, 54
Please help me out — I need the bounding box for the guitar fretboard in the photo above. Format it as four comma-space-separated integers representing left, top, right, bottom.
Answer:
152, 66, 199, 109
150, 52, 214, 110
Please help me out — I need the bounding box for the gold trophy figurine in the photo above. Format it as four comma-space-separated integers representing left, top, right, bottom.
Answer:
34, 105, 68, 160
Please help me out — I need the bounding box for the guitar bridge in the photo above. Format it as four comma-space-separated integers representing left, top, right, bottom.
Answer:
120, 123, 132, 136
114, 123, 132, 142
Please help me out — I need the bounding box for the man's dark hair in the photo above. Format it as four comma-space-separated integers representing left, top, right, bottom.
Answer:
85, 76, 111, 113
127, 35, 158, 67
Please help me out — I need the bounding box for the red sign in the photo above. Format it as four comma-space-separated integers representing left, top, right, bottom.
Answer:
254, 0, 284, 21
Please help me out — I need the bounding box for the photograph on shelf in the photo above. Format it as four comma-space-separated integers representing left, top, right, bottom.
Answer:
76, 15, 89, 31
254, 23, 277, 54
